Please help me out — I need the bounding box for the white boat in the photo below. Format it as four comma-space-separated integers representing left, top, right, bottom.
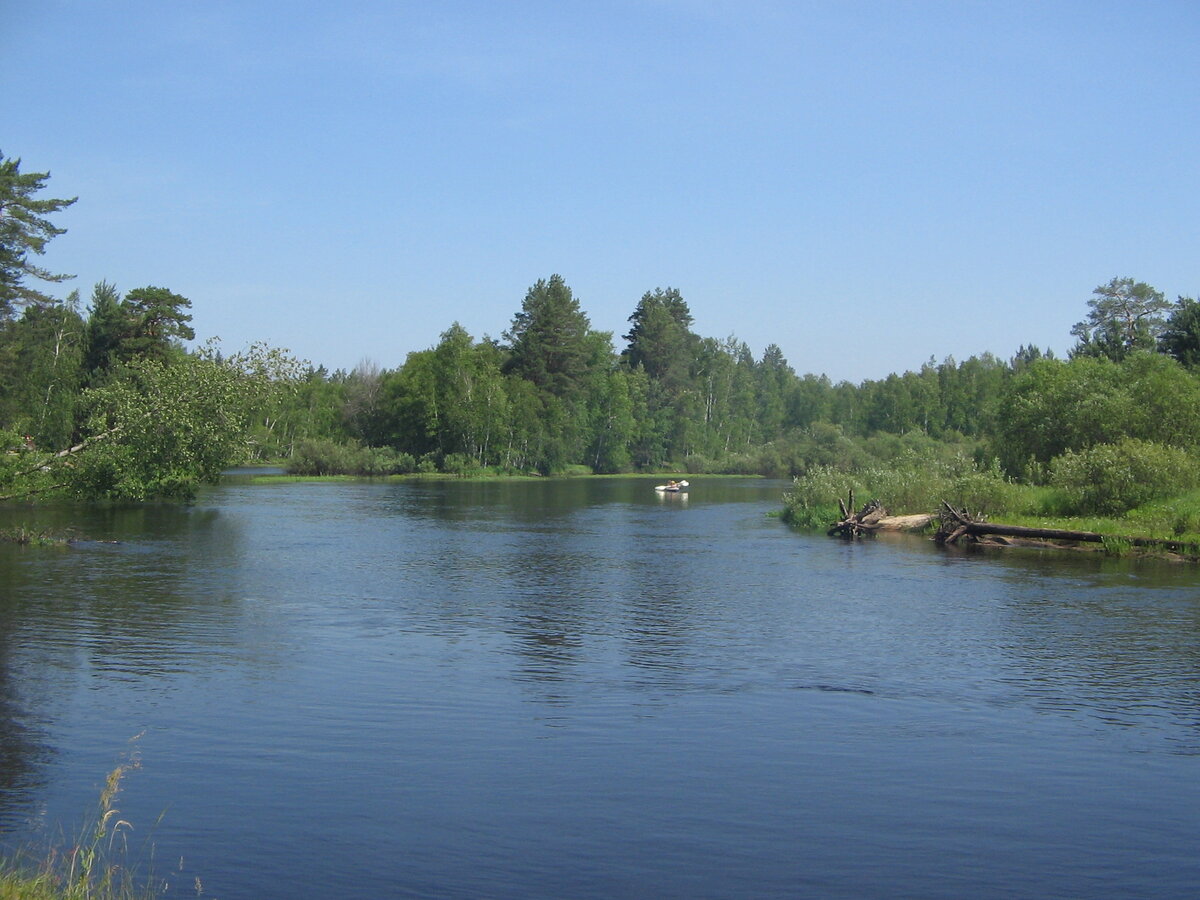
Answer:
654, 480, 689, 493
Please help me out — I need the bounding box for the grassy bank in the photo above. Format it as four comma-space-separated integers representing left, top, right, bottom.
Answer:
782, 459, 1200, 556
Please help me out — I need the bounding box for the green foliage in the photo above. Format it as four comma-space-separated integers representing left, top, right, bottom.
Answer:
1049, 439, 1198, 516
1119, 488, 1200, 541
1159, 296, 1200, 368
782, 451, 1030, 530
287, 439, 415, 476
6, 219, 1197, 517
784, 464, 866, 512
1099, 535, 1135, 556
1070, 277, 1170, 361
81, 281, 125, 378
948, 461, 1025, 514
993, 352, 1200, 478
622, 286, 697, 384
0, 297, 85, 446
256, 279, 1143, 483
503, 274, 597, 399
432, 324, 510, 465
0, 152, 77, 319
80, 282, 195, 377
64, 351, 258, 499
441, 452, 480, 476
114, 286, 194, 363
238, 345, 316, 458
0, 342, 298, 502
586, 370, 635, 473
780, 502, 841, 530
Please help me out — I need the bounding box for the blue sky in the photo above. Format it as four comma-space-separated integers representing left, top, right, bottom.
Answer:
4, 1, 1198, 382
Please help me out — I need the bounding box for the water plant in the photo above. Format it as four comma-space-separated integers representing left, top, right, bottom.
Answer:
0, 526, 71, 547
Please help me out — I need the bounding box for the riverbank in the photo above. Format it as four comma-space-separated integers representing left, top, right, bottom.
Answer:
783, 463, 1200, 562
807, 504, 1200, 562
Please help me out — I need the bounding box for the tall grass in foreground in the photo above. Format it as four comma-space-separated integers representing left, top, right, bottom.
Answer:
0, 741, 180, 900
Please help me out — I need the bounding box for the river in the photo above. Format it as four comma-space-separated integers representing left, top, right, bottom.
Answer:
1, 477, 1198, 898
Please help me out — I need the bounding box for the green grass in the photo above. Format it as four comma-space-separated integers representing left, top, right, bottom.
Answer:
240, 473, 373, 484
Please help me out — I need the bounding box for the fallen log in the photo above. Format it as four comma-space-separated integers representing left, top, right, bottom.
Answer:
935, 501, 1200, 556
875, 513, 936, 531
937, 501, 1104, 544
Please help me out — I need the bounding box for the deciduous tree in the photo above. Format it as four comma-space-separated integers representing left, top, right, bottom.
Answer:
0, 294, 85, 446
1, 343, 290, 501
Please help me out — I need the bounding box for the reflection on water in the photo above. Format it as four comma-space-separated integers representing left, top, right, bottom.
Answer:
1, 479, 1199, 898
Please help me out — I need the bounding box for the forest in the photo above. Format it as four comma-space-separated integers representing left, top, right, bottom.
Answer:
4, 151, 1200, 525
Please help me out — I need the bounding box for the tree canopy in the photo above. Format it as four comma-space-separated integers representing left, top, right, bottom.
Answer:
1070, 277, 1171, 361
1158, 296, 1200, 368
0, 152, 77, 319
503, 274, 600, 399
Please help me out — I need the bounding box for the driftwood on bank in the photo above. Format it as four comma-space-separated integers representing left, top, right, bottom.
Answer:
827, 490, 935, 538
935, 501, 1199, 556
828, 491, 887, 538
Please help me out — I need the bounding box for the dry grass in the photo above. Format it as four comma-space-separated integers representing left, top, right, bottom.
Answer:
0, 737, 175, 900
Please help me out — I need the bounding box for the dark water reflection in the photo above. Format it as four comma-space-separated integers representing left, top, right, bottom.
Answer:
1, 479, 1200, 898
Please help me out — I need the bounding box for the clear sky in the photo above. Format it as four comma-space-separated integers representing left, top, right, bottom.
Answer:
4, 1, 1198, 383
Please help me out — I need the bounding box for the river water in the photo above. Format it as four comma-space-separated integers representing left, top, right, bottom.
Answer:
1, 477, 1198, 899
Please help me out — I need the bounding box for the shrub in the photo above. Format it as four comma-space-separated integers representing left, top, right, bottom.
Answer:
441, 453, 478, 476
781, 465, 865, 528
287, 439, 356, 475
1050, 439, 1197, 515
363, 447, 416, 476
288, 440, 416, 476
785, 464, 865, 510
947, 459, 1029, 516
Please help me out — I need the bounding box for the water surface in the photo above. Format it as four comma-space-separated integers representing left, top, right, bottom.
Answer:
1, 478, 1198, 898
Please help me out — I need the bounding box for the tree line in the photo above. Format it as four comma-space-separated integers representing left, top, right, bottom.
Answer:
259, 274, 1200, 490
3, 149, 1200, 501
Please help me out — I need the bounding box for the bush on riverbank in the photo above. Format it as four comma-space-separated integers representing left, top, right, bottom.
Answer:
1047, 438, 1198, 516
287, 439, 417, 476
